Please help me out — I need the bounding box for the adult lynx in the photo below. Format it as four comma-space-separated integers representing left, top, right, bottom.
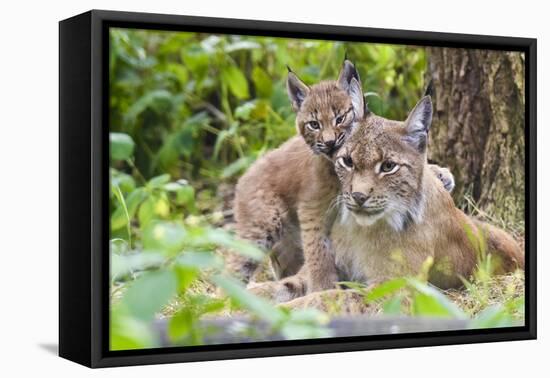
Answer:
250, 96, 522, 305
330, 95, 523, 288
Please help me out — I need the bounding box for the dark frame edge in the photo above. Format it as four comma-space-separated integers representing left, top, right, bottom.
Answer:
526, 38, 537, 340
59, 11, 93, 367
94, 328, 535, 368
89, 9, 536, 50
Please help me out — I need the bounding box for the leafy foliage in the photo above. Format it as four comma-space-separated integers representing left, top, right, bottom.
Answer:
110, 28, 426, 181
110, 132, 330, 350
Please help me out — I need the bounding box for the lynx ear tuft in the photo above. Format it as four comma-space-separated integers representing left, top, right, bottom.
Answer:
337, 59, 360, 93
404, 96, 433, 153
424, 80, 435, 97
287, 71, 310, 111
349, 77, 365, 120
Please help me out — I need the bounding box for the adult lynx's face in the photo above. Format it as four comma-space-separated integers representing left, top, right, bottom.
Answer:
287, 60, 365, 157
334, 96, 433, 231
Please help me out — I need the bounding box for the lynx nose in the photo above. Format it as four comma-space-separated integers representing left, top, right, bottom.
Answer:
352, 192, 368, 206
324, 139, 336, 151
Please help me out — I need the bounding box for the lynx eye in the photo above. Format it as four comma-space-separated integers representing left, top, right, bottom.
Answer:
380, 160, 399, 174
306, 120, 320, 131
338, 156, 353, 171
335, 114, 345, 125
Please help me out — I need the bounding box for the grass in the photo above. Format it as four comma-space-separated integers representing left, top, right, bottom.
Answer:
445, 271, 524, 320
109, 165, 525, 348
111, 184, 525, 323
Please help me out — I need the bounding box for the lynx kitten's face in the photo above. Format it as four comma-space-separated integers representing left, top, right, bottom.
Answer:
335, 97, 433, 231
296, 83, 355, 156
287, 60, 364, 158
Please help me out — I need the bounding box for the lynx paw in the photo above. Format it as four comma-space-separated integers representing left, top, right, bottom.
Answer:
247, 276, 306, 303
307, 270, 339, 293
279, 289, 370, 315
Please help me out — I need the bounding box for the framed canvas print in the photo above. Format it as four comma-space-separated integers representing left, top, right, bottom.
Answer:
59, 10, 536, 368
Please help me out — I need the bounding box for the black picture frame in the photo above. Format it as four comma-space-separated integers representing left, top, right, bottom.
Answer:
59, 9, 537, 368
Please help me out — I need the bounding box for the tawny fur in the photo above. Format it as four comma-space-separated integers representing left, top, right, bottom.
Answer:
330, 102, 524, 288
250, 97, 523, 307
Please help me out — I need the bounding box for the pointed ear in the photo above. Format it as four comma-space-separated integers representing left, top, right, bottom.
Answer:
403, 96, 433, 153
287, 71, 310, 111
424, 80, 434, 97
337, 59, 360, 92
349, 77, 365, 120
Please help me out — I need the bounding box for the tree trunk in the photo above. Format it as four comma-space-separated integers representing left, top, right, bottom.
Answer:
426, 48, 525, 226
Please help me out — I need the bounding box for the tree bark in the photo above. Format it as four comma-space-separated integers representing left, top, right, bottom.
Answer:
426, 48, 525, 226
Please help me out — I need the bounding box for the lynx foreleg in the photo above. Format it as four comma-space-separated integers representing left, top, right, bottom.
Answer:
298, 203, 339, 293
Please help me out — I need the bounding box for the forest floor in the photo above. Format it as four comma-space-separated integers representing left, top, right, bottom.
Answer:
161, 183, 525, 322
111, 183, 526, 327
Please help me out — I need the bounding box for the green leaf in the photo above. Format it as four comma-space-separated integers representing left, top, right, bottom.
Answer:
178, 251, 224, 270
212, 275, 283, 324
147, 174, 171, 188
213, 129, 231, 159
189, 227, 264, 261
111, 185, 131, 233
181, 46, 209, 75
221, 155, 256, 179
280, 309, 331, 340
174, 265, 199, 292
138, 193, 170, 227
382, 295, 403, 315
110, 305, 157, 350
138, 196, 156, 227
111, 188, 147, 232
111, 169, 136, 194
168, 309, 194, 341
234, 100, 269, 120
252, 67, 273, 98
111, 206, 129, 232
195, 295, 226, 314
143, 221, 187, 256
125, 188, 148, 218
222, 66, 249, 99
165, 63, 189, 84
167, 295, 226, 343
111, 252, 166, 280
122, 270, 178, 322
110, 133, 135, 161
470, 305, 517, 329
175, 185, 195, 208
412, 292, 455, 317
408, 278, 466, 319
163, 182, 183, 192
125, 90, 173, 121
365, 278, 407, 302
234, 101, 256, 120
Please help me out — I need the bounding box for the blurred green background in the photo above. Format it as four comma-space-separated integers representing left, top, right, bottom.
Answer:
109, 28, 426, 184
